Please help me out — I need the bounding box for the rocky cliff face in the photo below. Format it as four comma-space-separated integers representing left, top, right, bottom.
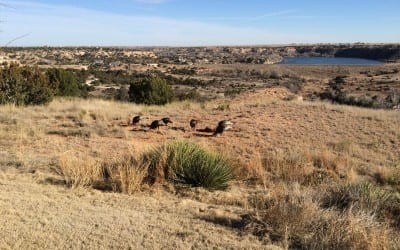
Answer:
334, 47, 400, 62
284, 44, 400, 62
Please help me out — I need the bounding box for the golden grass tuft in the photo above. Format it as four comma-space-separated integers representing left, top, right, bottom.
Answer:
305, 210, 389, 250
56, 151, 147, 194
254, 148, 353, 186
57, 153, 103, 188
101, 154, 148, 194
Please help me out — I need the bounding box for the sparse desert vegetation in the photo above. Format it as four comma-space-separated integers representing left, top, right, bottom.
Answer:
0, 83, 399, 248
1, 42, 400, 250
2, 0, 400, 247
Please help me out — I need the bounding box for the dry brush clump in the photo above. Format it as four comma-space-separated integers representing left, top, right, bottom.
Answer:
243, 185, 390, 249
56, 151, 147, 194
253, 148, 353, 187
236, 146, 398, 248
321, 182, 400, 228
99, 154, 149, 194
57, 153, 103, 188
373, 164, 400, 191
55, 140, 233, 192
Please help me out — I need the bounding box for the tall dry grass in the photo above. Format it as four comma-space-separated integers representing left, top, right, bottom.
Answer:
239, 145, 398, 249
101, 155, 149, 194
57, 153, 102, 188
248, 148, 354, 187
56, 151, 147, 194
55, 140, 233, 192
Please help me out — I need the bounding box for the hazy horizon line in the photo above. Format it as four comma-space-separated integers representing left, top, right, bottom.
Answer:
2, 42, 399, 49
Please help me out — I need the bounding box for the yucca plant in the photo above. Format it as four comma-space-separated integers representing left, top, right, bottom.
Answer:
146, 140, 233, 190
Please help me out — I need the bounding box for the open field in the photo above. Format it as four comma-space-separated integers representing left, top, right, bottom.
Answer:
1, 88, 399, 249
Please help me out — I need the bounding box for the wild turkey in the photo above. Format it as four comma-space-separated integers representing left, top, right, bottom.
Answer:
161, 117, 173, 125
149, 120, 161, 130
214, 120, 233, 136
197, 127, 214, 133
190, 119, 199, 131
131, 115, 141, 125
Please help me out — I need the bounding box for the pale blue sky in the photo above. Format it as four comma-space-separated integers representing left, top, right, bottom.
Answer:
0, 0, 399, 46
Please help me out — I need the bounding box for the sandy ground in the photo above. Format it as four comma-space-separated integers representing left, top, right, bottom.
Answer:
0, 171, 270, 249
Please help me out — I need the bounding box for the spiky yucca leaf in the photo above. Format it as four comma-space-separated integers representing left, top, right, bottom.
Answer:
147, 140, 233, 190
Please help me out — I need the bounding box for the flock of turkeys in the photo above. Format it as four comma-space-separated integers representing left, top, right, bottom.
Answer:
130, 116, 233, 136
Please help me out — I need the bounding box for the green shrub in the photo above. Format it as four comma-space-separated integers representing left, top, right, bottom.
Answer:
46, 68, 86, 97
129, 76, 174, 105
146, 140, 233, 190
0, 65, 89, 105
0, 63, 53, 105
89, 69, 137, 85
170, 67, 197, 75
175, 89, 206, 102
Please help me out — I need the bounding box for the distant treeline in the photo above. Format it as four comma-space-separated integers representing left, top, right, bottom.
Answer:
88, 68, 212, 87
0, 64, 213, 105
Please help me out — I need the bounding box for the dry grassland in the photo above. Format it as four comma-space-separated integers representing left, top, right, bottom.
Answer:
0, 88, 399, 249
